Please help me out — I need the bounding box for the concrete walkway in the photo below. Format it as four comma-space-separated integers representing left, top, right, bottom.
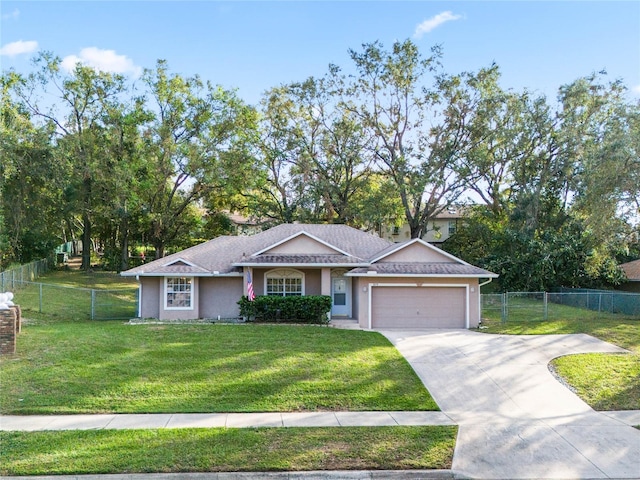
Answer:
0, 411, 455, 431
380, 329, 640, 480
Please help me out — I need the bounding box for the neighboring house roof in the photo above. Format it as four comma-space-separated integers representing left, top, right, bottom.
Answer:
122, 223, 497, 278
620, 259, 640, 281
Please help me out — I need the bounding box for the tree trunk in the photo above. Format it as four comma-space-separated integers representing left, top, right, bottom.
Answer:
154, 240, 165, 259
81, 212, 92, 270
120, 218, 129, 272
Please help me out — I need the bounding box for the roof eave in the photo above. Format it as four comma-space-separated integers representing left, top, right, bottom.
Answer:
120, 272, 243, 278
233, 262, 370, 268
345, 272, 499, 278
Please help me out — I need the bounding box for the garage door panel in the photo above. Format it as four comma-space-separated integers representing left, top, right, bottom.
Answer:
372, 286, 466, 328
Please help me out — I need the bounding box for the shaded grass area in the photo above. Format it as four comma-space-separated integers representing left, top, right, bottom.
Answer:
0, 323, 437, 414
481, 306, 639, 410
12, 269, 139, 321
30, 269, 139, 290
0, 426, 457, 475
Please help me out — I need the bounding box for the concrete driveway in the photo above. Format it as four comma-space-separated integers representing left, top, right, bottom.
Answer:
380, 329, 640, 479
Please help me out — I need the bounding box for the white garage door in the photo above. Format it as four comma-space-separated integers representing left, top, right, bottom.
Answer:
371, 286, 466, 328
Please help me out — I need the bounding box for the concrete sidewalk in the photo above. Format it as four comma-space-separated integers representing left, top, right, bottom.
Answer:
0, 411, 455, 431
2, 472, 455, 480
2, 408, 637, 431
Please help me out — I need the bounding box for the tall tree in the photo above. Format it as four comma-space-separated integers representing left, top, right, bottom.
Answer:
286, 77, 378, 225
249, 85, 308, 224
338, 40, 491, 238
11, 52, 129, 269
141, 60, 257, 258
1, 71, 63, 265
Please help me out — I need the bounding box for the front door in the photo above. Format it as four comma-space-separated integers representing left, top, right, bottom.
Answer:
331, 273, 351, 317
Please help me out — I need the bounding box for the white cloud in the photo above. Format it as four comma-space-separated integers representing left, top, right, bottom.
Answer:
1, 8, 20, 20
0, 39, 38, 57
61, 47, 142, 77
414, 11, 463, 38
632, 85, 640, 96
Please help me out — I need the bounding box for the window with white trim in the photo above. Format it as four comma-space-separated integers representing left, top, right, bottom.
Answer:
265, 269, 304, 296
165, 277, 193, 309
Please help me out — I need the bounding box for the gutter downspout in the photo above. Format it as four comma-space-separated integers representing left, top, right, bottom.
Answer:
136, 275, 142, 318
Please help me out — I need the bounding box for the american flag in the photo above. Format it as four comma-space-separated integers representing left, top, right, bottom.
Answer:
246, 270, 255, 301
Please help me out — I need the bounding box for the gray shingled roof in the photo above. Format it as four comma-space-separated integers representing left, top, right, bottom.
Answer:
237, 254, 366, 265
122, 223, 497, 278
123, 224, 392, 276
347, 263, 498, 277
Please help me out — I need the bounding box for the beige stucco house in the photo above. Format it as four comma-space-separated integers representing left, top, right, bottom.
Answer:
376, 207, 467, 245
122, 224, 497, 329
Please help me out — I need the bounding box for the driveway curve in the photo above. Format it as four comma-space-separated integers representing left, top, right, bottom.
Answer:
380, 329, 640, 479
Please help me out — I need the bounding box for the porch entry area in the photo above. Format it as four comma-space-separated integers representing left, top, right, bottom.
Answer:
330, 269, 352, 318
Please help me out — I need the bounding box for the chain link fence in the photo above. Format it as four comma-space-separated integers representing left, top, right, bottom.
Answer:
553, 287, 640, 316
0, 259, 50, 292
10, 280, 139, 321
481, 290, 640, 324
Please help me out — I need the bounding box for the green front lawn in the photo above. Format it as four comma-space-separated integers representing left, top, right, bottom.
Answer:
481, 311, 640, 410
0, 322, 437, 414
0, 426, 457, 475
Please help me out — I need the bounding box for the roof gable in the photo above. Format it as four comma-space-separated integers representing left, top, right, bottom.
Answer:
253, 231, 353, 257
371, 238, 468, 265
163, 258, 197, 268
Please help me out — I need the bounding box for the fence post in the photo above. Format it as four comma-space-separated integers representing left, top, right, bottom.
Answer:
544, 292, 548, 320
91, 290, 96, 320
501, 293, 507, 323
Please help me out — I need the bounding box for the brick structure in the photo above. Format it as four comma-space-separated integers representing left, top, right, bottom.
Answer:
11, 305, 22, 333
0, 307, 17, 355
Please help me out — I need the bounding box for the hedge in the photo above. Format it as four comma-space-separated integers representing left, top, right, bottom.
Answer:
238, 295, 332, 324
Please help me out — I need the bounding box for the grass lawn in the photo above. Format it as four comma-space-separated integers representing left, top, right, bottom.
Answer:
11, 269, 139, 321
0, 269, 453, 474
0, 321, 437, 414
20, 269, 139, 290
481, 306, 640, 410
0, 426, 457, 475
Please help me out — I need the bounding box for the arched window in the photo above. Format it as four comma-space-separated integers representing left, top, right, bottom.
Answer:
264, 269, 304, 296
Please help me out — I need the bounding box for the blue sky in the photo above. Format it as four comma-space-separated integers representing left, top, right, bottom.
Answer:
1, 1, 639, 106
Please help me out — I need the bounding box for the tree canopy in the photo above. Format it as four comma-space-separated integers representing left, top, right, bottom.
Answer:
1, 41, 637, 290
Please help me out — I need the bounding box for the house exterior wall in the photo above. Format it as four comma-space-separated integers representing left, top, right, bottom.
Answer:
379, 219, 459, 243
252, 268, 322, 296
618, 282, 640, 293
199, 277, 244, 319
355, 277, 480, 329
159, 277, 200, 320
264, 236, 339, 254
139, 277, 160, 319
351, 277, 360, 320
379, 243, 455, 263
